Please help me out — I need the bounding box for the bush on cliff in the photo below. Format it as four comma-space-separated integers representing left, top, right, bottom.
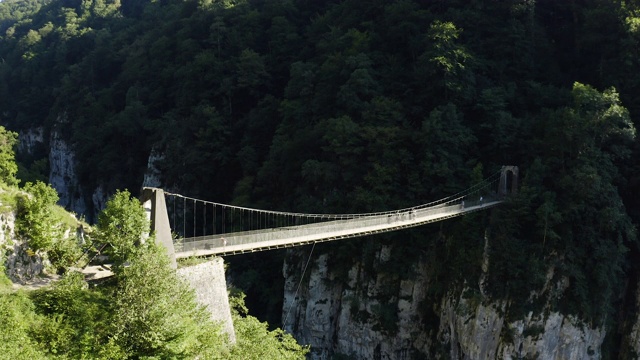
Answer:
229, 290, 310, 359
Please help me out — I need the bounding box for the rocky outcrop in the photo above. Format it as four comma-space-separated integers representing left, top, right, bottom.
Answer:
143, 147, 163, 188
21, 125, 163, 220
283, 252, 343, 359
48, 128, 110, 221
624, 282, 640, 358
18, 127, 44, 154
0, 206, 51, 283
49, 129, 163, 219
17, 120, 107, 220
283, 242, 606, 359
91, 184, 107, 217
283, 246, 432, 359
49, 130, 89, 216
440, 295, 604, 360
4, 240, 49, 283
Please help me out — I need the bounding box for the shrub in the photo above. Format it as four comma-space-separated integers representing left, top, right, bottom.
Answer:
16, 181, 63, 252
96, 189, 148, 267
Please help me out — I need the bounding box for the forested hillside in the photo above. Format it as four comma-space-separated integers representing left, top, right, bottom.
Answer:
2, 0, 640, 357
0, 185, 309, 359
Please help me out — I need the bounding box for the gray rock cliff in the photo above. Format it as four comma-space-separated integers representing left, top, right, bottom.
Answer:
18, 127, 44, 154
282, 239, 607, 359
18, 123, 109, 220
49, 130, 87, 214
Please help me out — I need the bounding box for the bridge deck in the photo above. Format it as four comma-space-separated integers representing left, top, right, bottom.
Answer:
175, 200, 500, 258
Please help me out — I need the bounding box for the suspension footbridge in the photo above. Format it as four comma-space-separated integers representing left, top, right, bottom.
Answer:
141, 166, 518, 267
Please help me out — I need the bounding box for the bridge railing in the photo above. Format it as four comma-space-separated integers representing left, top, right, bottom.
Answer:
175, 197, 493, 254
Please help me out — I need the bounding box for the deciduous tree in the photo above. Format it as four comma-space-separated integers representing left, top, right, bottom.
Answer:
96, 189, 148, 268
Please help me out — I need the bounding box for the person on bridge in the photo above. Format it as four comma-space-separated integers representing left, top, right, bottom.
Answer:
221, 237, 227, 247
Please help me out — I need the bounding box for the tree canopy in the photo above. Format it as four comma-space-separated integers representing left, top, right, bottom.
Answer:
2, 0, 640, 356
1, 187, 309, 359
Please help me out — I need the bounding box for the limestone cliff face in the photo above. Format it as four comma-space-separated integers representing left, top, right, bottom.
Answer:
623, 282, 640, 358
49, 130, 89, 216
17, 125, 107, 220
19, 124, 165, 219
439, 295, 603, 359
283, 246, 433, 359
142, 147, 163, 188
18, 127, 44, 154
282, 242, 606, 359
48, 130, 163, 219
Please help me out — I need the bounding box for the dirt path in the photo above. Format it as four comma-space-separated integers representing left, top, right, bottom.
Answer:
10, 265, 114, 291
11, 274, 61, 291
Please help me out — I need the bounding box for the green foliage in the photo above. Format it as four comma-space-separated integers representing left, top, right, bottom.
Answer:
96, 189, 148, 267
422, 20, 474, 100
229, 290, 309, 360
0, 186, 311, 360
231, 315, 309, 360
0, 291, 47, 360
0, 126, 19, 187
110, 244, 227, 359
30, 272, 114, 358
46, 234, 83, 270
16, 181, 63, 252
0, 260, 11, 289
94, 190, 229, 358
14, 181, 86, 271
177, 255, 209, 268
3, 0, 640, 356
0, 0, 48, 35
0, 184, 21, 214
16, 157, 48, 186
489, 82, 638, 325
544, 84, 635, 324
23, 213, 241, 360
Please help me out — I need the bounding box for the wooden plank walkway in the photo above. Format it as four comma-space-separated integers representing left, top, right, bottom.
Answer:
175, 200, 500, 258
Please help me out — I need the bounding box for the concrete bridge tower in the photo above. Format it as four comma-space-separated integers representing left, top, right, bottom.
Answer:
141, 187, 177, 269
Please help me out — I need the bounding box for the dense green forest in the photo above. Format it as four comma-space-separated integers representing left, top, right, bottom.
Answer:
2, 0, 640, 356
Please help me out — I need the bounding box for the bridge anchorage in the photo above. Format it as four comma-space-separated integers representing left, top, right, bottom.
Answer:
142, 166, 518, 268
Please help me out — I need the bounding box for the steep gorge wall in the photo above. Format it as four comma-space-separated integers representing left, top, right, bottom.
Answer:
283, 247, 433, 359
282, 240, 608, 359
49, 129, 90, 216
18, 125, 107, 220
623, 282, 640, 358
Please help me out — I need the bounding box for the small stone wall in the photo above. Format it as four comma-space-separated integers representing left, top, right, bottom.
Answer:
4, 242, 48, 283
0, 210, 48, 283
